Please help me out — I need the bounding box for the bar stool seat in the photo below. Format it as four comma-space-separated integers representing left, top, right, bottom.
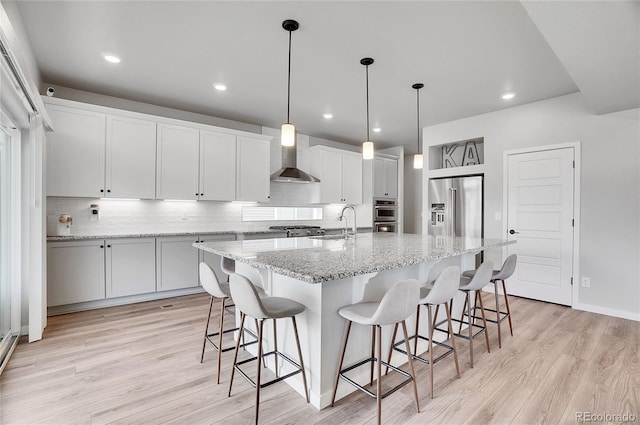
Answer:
228, 273, 309, 425
462, 254, 517, 348
331, 279, 421, 425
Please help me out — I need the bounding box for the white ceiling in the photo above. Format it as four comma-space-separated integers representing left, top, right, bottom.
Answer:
15, 1, 639, 151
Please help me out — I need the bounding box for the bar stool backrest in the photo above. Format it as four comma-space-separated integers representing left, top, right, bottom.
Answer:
493, 254, 517, 281
370, 279, 420, 326
228, 273, 268, 319
463, 261, 494, 291
199, 262, 228, 299
422, 266, 460, 305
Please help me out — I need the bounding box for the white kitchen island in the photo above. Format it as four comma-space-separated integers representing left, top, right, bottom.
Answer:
194, 233, 512, 409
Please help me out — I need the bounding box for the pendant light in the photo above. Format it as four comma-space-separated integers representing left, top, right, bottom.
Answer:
361, 58, 375, 160
412, 83, 424, 169
281, 19, 299, 147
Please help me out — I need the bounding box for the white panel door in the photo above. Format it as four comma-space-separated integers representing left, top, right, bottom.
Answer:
200, 131, 236, 201
236, 136, 270, 202
156, 123, 200, 200
105, 115, 157, 199
156, 237, 199, 291
47, 240, 106, 306
341, 153, 363, 204
506, 147, 575, 305
105, 238, 156, 298
46, 105, 105, 197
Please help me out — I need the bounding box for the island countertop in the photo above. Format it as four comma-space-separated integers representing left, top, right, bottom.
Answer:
194, 233, 514, 284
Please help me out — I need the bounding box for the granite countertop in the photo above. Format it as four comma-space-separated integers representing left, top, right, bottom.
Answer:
45, 226, 372, 241
46, 229, 283, 241
194, 233, 514, 284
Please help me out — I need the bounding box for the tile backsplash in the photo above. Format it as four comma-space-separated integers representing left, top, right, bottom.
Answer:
46, 197, 372, 236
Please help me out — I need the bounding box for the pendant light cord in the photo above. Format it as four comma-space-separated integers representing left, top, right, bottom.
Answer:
365, 64, 370, 141
416, 87, 421, 154
286, 29, 292, 124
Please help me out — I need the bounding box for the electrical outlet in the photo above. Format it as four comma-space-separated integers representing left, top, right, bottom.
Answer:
581, 277, 591, 288
181, 211, 188, 221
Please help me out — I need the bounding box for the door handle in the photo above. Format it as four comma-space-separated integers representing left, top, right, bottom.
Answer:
509, 229, 520, 235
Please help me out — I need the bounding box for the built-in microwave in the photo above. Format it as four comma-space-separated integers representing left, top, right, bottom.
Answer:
373, 199, 397, 222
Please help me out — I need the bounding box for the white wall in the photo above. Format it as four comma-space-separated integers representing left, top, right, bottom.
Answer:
415, 92, 639, 319
403, 155, 422, 234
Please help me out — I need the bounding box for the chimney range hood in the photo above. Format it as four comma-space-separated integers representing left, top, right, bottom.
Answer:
270, 145, 320, 183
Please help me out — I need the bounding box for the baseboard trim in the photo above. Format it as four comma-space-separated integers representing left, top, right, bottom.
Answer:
572, 302, 640, 322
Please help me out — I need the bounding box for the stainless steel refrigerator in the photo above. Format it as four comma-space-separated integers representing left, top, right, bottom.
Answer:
428, 175, 483, 238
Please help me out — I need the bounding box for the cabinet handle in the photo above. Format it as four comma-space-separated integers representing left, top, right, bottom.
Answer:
100, 189, 104, 193
107, 244, 111, 248
100, 245, 104, 248
107, 189, 111, 193
200, 193, 204, 196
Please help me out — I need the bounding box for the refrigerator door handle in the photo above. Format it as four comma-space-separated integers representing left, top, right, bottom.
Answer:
449, 187, 457, 237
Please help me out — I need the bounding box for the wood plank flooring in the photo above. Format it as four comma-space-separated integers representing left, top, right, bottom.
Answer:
1, 293, 638, 424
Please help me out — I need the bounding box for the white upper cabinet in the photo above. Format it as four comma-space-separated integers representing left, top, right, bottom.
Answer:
105, 115, 157, 199
156, 123, 200, 200
310, 146, 363, 204
46, 104, 106, 198
373, 157, 398, 199
200, 131, 236, 201
236, 136, 271, 202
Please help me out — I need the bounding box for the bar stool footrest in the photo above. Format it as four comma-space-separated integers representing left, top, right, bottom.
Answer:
234, 350, 303, 389
480, 307, 510, 324
392, 335, 455, 365
338, 357, 413, 400
205, 327, 258, 353
436, 316, 487, 341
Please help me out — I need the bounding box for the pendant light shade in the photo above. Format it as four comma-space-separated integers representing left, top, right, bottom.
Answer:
281, 19, 299, 147
361, 58, 375, 160
412, 83, 424, 169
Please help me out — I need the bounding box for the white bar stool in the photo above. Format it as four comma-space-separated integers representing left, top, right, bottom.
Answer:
331, 279, 421, 425
456, 261, 493, 368
228, 273, 309, 425
391, 266, 461, 399
463, 254, 517, 348
199, 261, 260, 384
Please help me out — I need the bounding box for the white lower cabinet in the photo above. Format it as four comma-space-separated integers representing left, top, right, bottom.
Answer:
105, 238, 156, 298
47, 240, 106, 307
156, 236, 200, 291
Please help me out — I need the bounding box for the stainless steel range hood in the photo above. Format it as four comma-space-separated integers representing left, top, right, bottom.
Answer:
270, 145, 320, 183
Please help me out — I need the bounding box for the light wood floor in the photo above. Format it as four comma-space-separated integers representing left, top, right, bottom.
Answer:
1, 292, 638, 424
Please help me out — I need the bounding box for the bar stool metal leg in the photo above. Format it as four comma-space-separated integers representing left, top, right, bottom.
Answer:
400, 320, 420, 413
254, 319, 265, 425
200, 296, 215, 363
494, 281, 502, 348
331, 321, 352, 407
503, 280, 514, 336
291, 316, 310, 403
427, 304, 435, 399
228, 312, 246, 397
444, 301, 460, 378
216, 297, 227, 384
477, 291, 491, 353
370, 326, 376, 387
273, 319, 278, 378
376, 325, 382, 425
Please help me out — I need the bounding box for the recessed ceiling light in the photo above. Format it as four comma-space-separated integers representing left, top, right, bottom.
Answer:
501, 92, 516, 100
213, 83, 227, 91
322, 113, 333, 119
103, 54, 121, 64
373, 127, 382, 133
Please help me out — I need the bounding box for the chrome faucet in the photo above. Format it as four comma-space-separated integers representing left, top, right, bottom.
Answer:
338, 205, 357, 239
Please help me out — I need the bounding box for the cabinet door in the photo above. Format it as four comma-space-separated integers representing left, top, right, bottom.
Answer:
46, 105, 105, 197
156, 124, 200, 200
198, 234, 236, 284
105, 115, 157, 199
105, 238, 156, 298
156, 237, 199, 291
47, 240, 105, 306
236, 137, 270, 202
317, 149, 342, 204
200, 131, 236, 201
372, 158, 386, 198
341, 153, 363, 204
384, 159, 398, 199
